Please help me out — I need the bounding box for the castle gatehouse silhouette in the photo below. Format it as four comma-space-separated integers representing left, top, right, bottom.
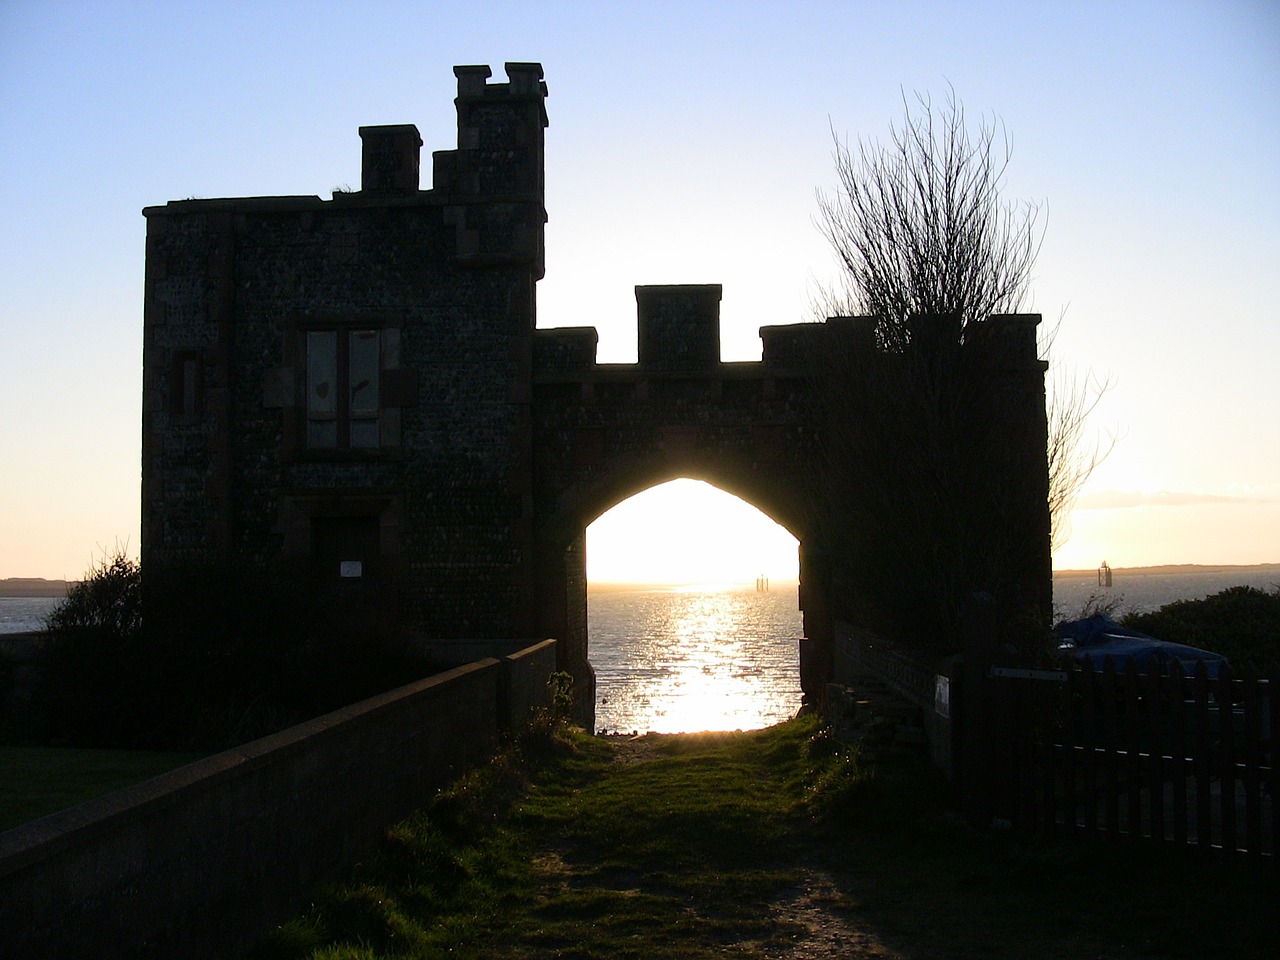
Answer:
142, 63, 1050, 724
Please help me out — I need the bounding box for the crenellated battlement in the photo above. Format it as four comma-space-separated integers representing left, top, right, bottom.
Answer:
636, 285, 722, 371
452, 62, 548, 104
433, 62, 548, 199
533, 288, 1043, 381
433, 62, 548, 273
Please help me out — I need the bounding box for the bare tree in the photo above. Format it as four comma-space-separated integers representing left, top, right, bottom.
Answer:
1043, 331, 1117, 550
813, 89, 1109, 649
816, 88, 1042, 351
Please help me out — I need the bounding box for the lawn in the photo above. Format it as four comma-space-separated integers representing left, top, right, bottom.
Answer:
255, 717, 1280, 959
0, 746, 202, 832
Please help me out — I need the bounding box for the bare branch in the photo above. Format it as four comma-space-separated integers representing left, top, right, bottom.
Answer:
817, 90, 1044, 349
817, 92, 1108, 559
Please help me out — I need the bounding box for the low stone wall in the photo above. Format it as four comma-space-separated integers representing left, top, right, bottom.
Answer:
0, 640, 557, 959
831, 622, 960, 777
500, 639, 559, 728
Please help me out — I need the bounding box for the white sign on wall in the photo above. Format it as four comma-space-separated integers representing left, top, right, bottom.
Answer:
934, 675, 950, 719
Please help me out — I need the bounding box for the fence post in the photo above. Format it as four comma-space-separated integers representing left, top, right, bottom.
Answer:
1079, 660, 1097, 836
1145, 666, 1165, 842
1217, 661, 1237, 855
1192, 662, 1213, 854
1241, 666, 1262, 860
1102, 658, 1120, 836
1168, 664, 1188, 847
1269, 665, 1280, 858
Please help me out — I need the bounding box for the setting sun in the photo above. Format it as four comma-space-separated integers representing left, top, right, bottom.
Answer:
585, 479, 799, 585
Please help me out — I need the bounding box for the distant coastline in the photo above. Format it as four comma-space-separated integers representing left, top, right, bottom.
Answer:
586, 569, 1279, 589
1054, 563, 1280, 580
0, 578, 73, 598
4, 567, 1278, 595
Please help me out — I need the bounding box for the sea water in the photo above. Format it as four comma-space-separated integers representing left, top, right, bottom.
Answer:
6, 569, 1275, 732
590, 569, 1280, 734
1052, 568, 1280, 620
0, 597, 62, 634
588, 583, 804, 735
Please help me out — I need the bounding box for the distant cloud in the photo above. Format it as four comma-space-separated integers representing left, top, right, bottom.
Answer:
1078, 490, 1280, 510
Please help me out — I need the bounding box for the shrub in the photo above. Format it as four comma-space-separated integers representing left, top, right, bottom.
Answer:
1121, 585, 1280, 673
45, 552, 142, 638
38, 552, 160, 746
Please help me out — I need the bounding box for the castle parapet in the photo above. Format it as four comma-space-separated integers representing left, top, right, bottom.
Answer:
534, 327, 599, 373
761, 315, 876, 369
968, 313, 1044, 368
636, 284, 722, 372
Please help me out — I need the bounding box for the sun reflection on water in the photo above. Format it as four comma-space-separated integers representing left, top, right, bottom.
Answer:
588, 584, 803, 735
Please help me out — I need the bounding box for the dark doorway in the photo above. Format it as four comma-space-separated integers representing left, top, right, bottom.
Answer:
311, 516, 382, 620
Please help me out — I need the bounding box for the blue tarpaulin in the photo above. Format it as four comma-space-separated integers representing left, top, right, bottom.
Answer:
1054, 614, 1228, 678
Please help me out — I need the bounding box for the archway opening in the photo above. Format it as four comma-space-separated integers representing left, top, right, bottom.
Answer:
586, 478, 801, 734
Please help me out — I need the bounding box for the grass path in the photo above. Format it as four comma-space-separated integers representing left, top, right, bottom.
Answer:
257, 718, 1280, 959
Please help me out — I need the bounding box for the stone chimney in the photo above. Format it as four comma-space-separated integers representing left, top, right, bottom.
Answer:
359, 124, 423, 195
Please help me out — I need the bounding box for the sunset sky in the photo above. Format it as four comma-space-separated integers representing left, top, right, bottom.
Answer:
1, 1, 1277, 582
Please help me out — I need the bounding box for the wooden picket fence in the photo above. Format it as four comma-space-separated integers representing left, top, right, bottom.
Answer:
987, 658, 1279, 860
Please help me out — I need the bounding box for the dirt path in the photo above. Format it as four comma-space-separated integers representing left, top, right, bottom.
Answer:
578, 732, 906, 959
602, 732, 666, 765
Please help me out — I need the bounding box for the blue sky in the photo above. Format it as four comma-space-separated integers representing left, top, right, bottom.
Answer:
1, 0, 1277, 579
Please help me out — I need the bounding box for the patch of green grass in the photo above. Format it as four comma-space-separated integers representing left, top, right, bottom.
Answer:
255, 716, 1280, 959
256, 721, 826, 959
0, 746, 202, 831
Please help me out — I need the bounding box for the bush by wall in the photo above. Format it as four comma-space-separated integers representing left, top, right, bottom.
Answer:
1121, 585, 1280, 673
